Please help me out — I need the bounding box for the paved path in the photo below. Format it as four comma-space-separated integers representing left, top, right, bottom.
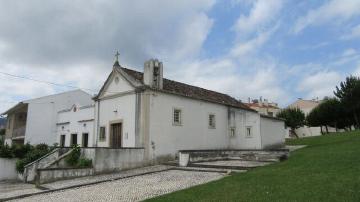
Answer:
11, 170, 224, 202
0, 181, 42, 200
43, 165, 172, 190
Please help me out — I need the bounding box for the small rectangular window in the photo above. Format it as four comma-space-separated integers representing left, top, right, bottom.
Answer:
246, 126, 252, 138
99, 126, 106, 141
209, 114, 216, 129
173, 109, 182, 126
230, 127, 236, 137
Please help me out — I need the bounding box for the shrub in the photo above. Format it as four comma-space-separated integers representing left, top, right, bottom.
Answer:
65, 145, 81, 166
15, 144, 52, 173
78, 158, 92, 168
0, 144, 13, 158
16, 159, 27, 173
35, 143, 49, 151
12, 143, 33, 159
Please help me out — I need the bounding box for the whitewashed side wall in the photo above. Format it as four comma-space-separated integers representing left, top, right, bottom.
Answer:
0, 158, 18, 181
229, 110, 262, 150
96, 94, 136, 147
260, 117, 285, 149
148, 92, 230, 159
56, 106, 94, 147
25, 90, 93, 145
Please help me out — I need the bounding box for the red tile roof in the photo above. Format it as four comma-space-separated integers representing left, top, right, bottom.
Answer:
121, 67, 254, 111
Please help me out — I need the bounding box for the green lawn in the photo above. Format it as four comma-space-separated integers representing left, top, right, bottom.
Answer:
148, 131, 360, 202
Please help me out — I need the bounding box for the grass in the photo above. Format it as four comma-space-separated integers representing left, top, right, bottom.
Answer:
147, 131, 360, 202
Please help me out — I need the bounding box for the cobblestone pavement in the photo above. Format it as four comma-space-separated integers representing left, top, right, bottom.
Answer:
12, 170, 225, 202
43, 165, 172, 190
0, 181, 42, 200
193, 160, 271, 167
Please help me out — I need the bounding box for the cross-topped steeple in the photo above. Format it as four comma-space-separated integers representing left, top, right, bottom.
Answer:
113, 51, 120, 67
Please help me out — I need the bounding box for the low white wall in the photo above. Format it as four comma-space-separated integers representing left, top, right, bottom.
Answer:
260, 116, 285, 149
0, 158, 18, 181
82, 148, 147, 173
179, 149, 289, 165
38, 167, 94, 184
295, 126, 321, 138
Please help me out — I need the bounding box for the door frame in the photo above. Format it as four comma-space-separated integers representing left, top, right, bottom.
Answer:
109, 119, 123, 148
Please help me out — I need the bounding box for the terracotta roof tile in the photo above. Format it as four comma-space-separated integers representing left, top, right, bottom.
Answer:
121, 67, 253, 111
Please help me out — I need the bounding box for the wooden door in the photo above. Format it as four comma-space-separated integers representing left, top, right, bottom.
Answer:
111, 123, 122, 148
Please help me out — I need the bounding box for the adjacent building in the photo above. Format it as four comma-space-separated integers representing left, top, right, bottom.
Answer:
2, 90, 93, 146
56, 104, 95, 147
286, 98, 322, 138
245, 98, 280, 117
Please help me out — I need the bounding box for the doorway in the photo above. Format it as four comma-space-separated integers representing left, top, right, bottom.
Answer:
71, 134, 77, 146
82, 133, 89, 147
110, 123, 122, 148
60, 135, 66, 147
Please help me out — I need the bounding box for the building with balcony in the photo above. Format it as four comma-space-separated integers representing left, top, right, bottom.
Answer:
2, 90, 93, 146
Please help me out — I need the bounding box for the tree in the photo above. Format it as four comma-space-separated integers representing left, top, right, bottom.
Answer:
277, 108, 305, 138
334, 76, 360, 128
307, 98, 350, 134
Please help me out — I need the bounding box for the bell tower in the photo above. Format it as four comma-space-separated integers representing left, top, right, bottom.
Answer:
143, 59, 163, 89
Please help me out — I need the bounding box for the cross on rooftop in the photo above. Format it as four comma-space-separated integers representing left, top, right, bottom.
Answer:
115, 51, 120, 62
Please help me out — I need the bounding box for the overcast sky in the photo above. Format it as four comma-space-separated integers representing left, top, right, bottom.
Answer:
1, 0, 360, 112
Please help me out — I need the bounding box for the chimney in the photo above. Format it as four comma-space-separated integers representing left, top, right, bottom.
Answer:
143, 59, 163, 89
264, 99, 268, 106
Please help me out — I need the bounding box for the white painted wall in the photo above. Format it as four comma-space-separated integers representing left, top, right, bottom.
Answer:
229, 110, 262, 150
0, 158, 18, 181
260, 116, 285, 148
96, 94, 136, 147
56, 105, 94, 147
24, 90, 93, 145
95, 70, 137, 148
148, 92, 229, 159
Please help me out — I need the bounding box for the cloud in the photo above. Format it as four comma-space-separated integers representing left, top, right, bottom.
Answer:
293, 0, 360, 34
297, 71, 343, 99
0, 0, 215, 112
230, 23, 280, 57
168, 58, 287, 105
0, 0, 215, 68
342, 24, 360, 40
232, 0, 283, 38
